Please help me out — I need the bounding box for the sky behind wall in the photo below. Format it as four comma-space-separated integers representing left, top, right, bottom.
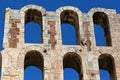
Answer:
0, 0, 120, 80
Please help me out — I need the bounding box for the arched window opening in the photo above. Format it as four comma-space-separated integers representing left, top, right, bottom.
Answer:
60, 10, 80, 45
24, 9, 43, 43
64, 68, 79, 80
24, 50, 44, 80
25, 22, 42, 43
98, 54, 116, 80
94, 24, 106, 46
93, 12, 112, 46
63, 52, 83, 80
61, 24, 76, 45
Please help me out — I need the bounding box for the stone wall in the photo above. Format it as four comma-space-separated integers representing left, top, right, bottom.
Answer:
1, 4, 120, 80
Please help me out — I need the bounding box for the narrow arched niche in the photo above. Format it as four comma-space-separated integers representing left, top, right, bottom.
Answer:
24, 50, 44, 80
98, 54, 117, 80
93, 12, 112, 46
60, 10, 80, 45
24, 9, 43, 43
63, 52, 83, 80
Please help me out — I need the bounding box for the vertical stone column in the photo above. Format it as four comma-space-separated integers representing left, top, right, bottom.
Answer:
18, 11, 25, 48
44, 50, 63, 80
43, 12, 63, 80
90, 55, 100, 80
3, 8, 22, 49
52, 49, 63, 80
44, 55, 51, 80
85, 51, 100, 80
114, 54, 120, 80
1, 49, 21, 80
3, 8, 11, 48
43, 12, 61, 48
109, 14, 120, 47
108, 14, 120, 80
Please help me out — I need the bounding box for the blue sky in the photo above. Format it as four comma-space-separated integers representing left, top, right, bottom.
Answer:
0, 0, 119, 80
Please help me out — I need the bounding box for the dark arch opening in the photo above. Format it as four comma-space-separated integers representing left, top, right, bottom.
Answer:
93, 12, 112, 46
60, 10, 80, 45
24, 9, 43, 43
98, 54, 116, 80
63, 52, 83, 80
24, 50, 44, 80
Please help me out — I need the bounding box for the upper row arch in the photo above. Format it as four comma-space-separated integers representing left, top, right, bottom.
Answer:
20, 4, 46, 15
20, 4, 116, 15
56, 6, 82, 15
88, 8, 116, 19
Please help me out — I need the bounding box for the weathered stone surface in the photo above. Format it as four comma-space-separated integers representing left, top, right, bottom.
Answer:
1, 4, 120, 80
9, 19, 20, 48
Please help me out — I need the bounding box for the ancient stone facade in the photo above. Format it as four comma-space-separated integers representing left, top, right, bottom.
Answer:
1, 4, 120, 80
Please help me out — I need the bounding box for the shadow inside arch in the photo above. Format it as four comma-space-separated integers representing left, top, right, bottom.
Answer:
24, 50, 44, 80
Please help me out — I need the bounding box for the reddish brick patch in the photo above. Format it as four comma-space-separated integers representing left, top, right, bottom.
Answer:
48, 21, 57, 49
83, 21, 90, 27
9, 19, 20, 48
83, 21, 91, 51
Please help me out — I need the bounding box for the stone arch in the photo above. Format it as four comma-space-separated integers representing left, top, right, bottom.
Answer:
17, 45, 46, 80
62, 47, 83, 56
24, 50, 44, 69
21, 4, 46, 15
88, 8, 116, 46
63, 52, 84, 80
98, 53, 117, 80
56, 6, 83, 45
93, 12, 111, 46
24, 50, 44, 80
56, 6, 82, 17
88, 8, 116, 16
20, 4, 46, 43
62, 47, 86, 80
21, 4, 46, 26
